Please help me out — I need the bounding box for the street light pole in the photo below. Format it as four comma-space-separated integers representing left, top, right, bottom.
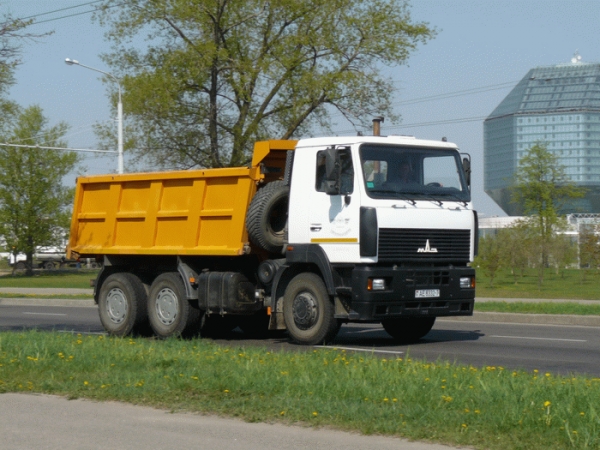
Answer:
65, 58, 124, 174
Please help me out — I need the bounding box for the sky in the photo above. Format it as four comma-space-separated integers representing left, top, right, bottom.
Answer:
1, 0, 600, 218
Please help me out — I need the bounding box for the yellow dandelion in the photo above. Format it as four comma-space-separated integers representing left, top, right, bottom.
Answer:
312, 411, 318, 417
544, 401, 551, 408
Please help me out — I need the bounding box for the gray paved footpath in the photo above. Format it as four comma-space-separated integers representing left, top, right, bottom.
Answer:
0, 393, 468, 450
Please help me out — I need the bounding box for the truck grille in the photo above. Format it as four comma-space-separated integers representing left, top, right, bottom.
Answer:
378, 228, 471, 262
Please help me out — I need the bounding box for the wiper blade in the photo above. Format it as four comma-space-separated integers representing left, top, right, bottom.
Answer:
438, 192, 468, 206
413, 192, 443, 206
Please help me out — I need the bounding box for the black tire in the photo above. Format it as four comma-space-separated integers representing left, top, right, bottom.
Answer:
43, 261, 56, 270
148, 272, 201, 338
246, 180, 289, 254
15, 261, 26, 271
381, 317, 436, 343
98, 272, 148, 336
283, 273, 339, 345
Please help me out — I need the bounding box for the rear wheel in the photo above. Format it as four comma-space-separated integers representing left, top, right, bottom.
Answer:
148, 272, 201, 338
283, 273, 339, 345
43, 261, 56, 270
98, 273, 148, 336
381, 317, 436, 343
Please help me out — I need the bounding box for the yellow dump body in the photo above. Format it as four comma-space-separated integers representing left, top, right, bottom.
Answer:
67, 140, 297, 259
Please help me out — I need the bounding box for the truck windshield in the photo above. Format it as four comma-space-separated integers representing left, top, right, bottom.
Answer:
359, 144, 470, 203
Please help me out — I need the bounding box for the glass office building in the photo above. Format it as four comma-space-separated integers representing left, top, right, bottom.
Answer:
484, 57, 600, 215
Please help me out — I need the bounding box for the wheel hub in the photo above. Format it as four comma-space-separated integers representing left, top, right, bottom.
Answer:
106, 288, 127, 324
155, 287, 179, 326
292, 292, 318, 330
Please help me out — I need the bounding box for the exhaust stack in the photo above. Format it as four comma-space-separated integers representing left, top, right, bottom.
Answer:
372, 116, 384, 136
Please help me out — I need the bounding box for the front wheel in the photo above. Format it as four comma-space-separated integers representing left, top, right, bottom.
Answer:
148, 273, 201, 338
381, 317, 436, 343
283, 273, 339, 345
98, 272, 148, 336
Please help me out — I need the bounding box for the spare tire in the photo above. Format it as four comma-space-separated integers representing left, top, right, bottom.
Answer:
246, 180, 289, 254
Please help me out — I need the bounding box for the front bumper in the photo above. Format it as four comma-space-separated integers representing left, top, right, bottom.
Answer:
346, 265, 475, 321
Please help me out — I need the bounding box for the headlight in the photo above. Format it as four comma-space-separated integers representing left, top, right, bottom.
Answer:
368, 278, 386, 291
460, 277, 475, 289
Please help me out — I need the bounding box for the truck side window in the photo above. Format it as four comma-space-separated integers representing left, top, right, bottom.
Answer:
315, 149, 354, 194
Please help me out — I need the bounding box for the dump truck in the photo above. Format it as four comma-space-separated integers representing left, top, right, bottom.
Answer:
67, 124, 477, 345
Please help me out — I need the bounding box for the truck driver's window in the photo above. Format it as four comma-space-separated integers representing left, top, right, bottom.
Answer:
315, 149, 354, 194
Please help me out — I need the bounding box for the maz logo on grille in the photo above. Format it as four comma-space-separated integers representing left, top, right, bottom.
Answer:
417, 239, 438, 253
378, 228, 471, 262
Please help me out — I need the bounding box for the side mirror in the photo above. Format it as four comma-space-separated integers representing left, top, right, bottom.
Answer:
324, 148, 341, 195
462, 156, 471, 187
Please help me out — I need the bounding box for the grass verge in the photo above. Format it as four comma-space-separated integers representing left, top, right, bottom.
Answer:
0, 293, 93, 299
475, 302, 600, 316
0, 271, 96, 289
475, 268, 600, 300
1, 331, 599, 450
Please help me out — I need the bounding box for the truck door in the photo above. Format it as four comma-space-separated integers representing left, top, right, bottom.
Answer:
305, 147, 361, 263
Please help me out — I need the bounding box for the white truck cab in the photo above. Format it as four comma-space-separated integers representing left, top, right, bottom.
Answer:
268, 134, 477, 344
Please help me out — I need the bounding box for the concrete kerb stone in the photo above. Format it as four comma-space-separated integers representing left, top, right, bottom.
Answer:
443, 312, 600, 327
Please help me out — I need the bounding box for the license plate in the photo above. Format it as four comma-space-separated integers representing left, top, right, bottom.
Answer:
415, 289, 440, 298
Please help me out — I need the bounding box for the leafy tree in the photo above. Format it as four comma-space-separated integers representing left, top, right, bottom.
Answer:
499, 221, 532, 283
94, 0, 435, 169
578, 223, 600, 282
0, 106, 81, 274
0, 12, 51, 131
473, 234, 502, 287
511, 143, 584, 284
547, 218, 577, 278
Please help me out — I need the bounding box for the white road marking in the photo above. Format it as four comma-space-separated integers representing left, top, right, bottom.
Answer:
22, 312, 67, 317
490, 335, 587, 343
317, 345, 404, 355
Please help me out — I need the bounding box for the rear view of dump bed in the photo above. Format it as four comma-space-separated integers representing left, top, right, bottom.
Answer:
67, 140, 296, 259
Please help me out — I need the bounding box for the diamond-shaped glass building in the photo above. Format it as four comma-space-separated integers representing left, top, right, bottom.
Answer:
484, 56, 600, 215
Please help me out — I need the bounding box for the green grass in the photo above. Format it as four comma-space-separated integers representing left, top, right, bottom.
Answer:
475, 268, 600, 300
0, 293, 93, 299
475, 301, 600, 315
0, 271, 96, 289
1, 331, 598, 450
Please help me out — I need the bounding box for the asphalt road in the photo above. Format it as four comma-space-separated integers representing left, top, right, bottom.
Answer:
2, 303, 600, 377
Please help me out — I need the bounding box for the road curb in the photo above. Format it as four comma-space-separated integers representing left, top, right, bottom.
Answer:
443, 311, 600, 327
